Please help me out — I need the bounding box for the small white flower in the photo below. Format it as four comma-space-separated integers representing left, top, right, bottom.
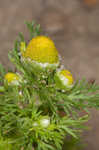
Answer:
40, 117, 50, 128
33, 122, 38, 127
19, 91, 23, 96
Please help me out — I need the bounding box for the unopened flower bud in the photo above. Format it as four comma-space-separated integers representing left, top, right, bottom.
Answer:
54, 69, 74, 91
40, 117, 50, 128
4, 72, 21, 85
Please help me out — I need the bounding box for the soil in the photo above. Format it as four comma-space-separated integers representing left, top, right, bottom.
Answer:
0, 0, 99, 149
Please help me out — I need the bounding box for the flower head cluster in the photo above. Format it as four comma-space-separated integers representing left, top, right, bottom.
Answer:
20, 34, 74, 91
0, 21, 99, 150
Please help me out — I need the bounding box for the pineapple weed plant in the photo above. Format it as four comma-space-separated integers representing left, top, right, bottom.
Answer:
0, 21, 99, 150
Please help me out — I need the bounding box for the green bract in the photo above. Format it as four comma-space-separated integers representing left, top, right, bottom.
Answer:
21, 57, 59, 75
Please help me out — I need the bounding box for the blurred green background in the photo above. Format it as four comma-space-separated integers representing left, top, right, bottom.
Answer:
0, 0, 99, 149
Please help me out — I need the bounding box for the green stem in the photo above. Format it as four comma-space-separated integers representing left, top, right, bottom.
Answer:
0, 86, 5, 92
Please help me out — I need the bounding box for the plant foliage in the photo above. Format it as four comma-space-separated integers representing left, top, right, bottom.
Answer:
0, 21, 99, 150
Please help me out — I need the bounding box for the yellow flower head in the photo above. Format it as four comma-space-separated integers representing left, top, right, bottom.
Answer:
54, 69, 74, 90
4, 72, 20, 85
22, 36, 59, 64
60, 70, 74, 85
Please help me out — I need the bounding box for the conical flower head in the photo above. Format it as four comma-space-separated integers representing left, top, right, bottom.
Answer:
22, 36, 59, 64
4, 72, 20, 85
21, 36, 60, 73
54, 69, 74, 90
